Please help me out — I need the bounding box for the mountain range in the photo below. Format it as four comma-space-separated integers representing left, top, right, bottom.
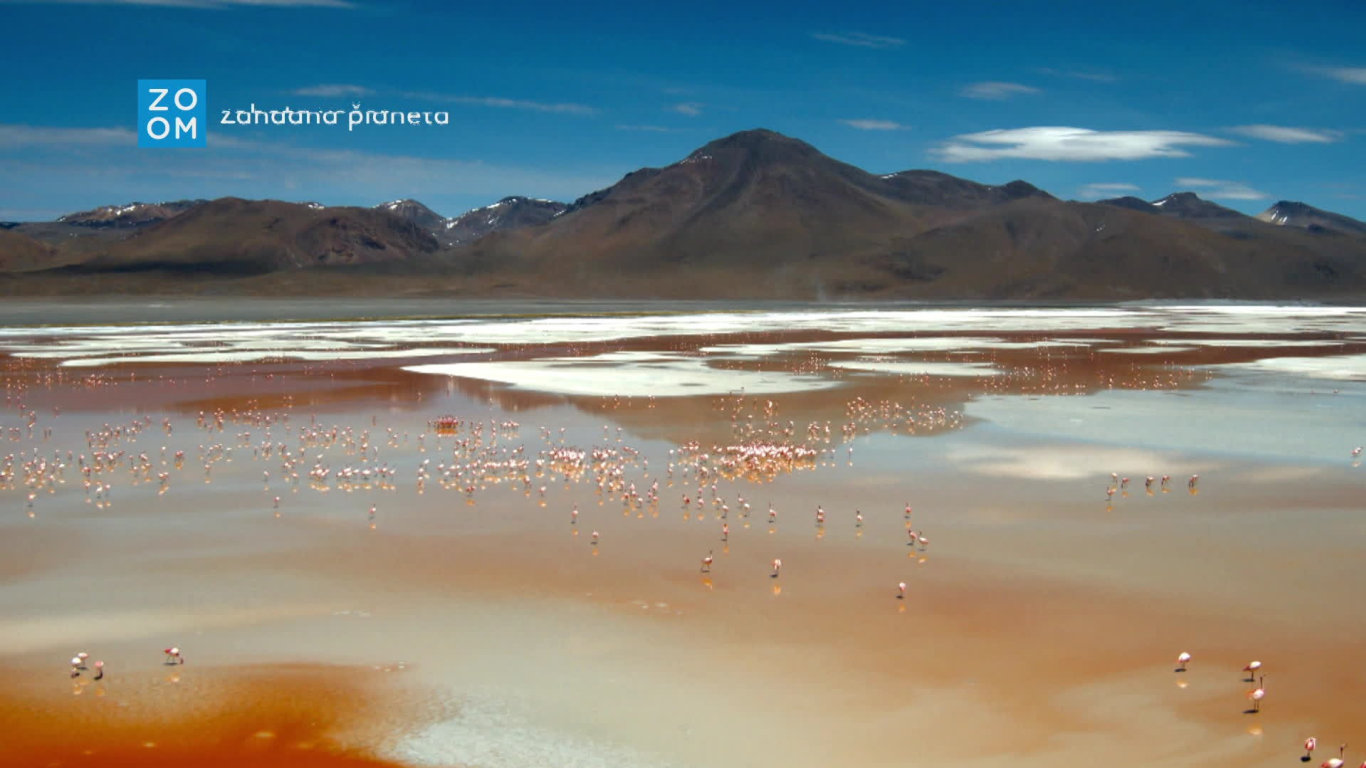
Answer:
2, 129, 1363, 299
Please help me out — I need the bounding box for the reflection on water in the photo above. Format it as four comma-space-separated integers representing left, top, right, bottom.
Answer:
1, 303, 1365, 768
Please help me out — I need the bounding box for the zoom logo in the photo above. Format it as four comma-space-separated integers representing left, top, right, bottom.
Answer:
137, 79, 206, 147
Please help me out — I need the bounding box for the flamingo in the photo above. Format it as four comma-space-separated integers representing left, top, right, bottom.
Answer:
771, 558, 782, 578
1176, 651, 1191, 672
570, 505, 578, 524
1243, 660, 1262, 681
164, 646, 183, 665
896, 581, 906, 599
75, 652, 89, 670
1304, 737, 1317, 761
701, 550, 713, 573
721, 523, 729, 541
590, 530, 599, 545
70, 656, 82, 678
1248, 675, 1265, 712
1352, 446, 1362, 458
904, 503, 912, 520
93, 661, 104, 681
855, 510, 863, 527
1188, 474, 1199, 490
1320, 744, 1346, 768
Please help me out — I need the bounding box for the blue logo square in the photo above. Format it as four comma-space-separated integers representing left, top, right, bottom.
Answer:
137, 79, 206, 148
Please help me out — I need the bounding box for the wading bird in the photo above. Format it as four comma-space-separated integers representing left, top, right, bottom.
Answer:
701, 550, 713, 573
1176, 651, 1191, 672
1248, 675, 1265, 712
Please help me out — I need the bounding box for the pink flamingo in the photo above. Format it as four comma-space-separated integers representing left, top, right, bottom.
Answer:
93, 661, 104, 681
1243, 660, 1262, 681
1304, 737, 1317, 762
1320, 743, 1346, 768
896, 581, 906, 599
701, 550, 713, 573
771, 558, 782, 578
1247, 675, 1265, 712
1175, 651, 1191, 672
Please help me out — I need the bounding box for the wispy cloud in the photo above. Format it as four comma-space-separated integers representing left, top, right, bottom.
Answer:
1308, 66, 1366, 85
1077, 182, 1140, 200
403, 93, 597, 115
5, 0, 355, 7
1227, 124, 1343, 143
669, 102, 703, 117
839, 119, 908, 131
0, 127, 615, 217
292, 83, 372, 98
1175, 177, 1268, 200
811, 31, 904, 49
933, 126, 1234, 162
0, 124, 135, 147
615, 124, 681, 133
960, 81, 1040, 100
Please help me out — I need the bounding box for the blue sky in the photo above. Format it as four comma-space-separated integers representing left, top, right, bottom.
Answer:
1, 0, 1363, 221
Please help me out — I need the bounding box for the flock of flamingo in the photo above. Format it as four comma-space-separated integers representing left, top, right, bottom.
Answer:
1173, 652, 1360, 766
0, 329, 1360, 766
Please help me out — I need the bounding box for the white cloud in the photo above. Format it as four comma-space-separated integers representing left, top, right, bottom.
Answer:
933, 126, 1234, 162
1174, 177, 1268, 201
1226, 124, 1343, 143
669, 102, 703, 117
1312, 66, 1366, 84
292, 84, 372, 97
960, 81, 1040, 100
810, 31, 904, 49
1077, 182, 1141, 200
404, 93, 597, 115
0, 124, 134, 147
839, 119, 909, 131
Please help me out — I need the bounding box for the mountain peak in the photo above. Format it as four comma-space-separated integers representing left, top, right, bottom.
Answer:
1257, 200, 1366, 235
1150, 192, 1246, 219
686, 129, 825, 164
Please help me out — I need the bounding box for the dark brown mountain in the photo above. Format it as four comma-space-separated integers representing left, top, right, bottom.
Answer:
0, 229, 58, 272
1098, 191, 1272, 239
1096, 196, 1159, 213
880, 170, 1052, 208
442, 196, 567, 246
465, 129, 932, 278
1257, 201, 1366, 236
3, 129, 1364, 299
374, 199, 447, 232
57, 199, 207, 228
450, 130, 1365, 298
79, 197, 438, 274
1149, 192, 1248, 220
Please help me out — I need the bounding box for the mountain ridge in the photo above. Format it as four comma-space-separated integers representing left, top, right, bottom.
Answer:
3, 128, 1364, 300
